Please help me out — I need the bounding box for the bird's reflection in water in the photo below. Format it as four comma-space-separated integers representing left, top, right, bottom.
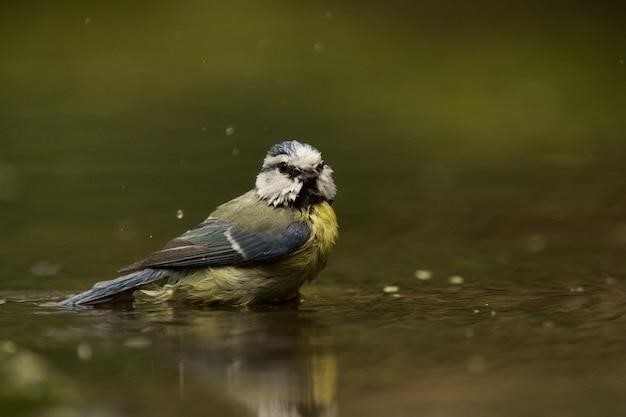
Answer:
151, 306, 338, 417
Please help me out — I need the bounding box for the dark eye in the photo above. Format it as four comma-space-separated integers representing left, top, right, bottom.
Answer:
316, 162, 324, 172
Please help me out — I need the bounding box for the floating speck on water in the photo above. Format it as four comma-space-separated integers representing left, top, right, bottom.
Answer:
1, 340, 17, 354
466, 355, 487, 373
448, 275, 464, 285
526, 233, 547, 252
383, 285, 399, 294
77, 343, 93, 362
569, 286, 584, 293
473, 309, 480, 314
124, 337, 151, 349
84, 17, 91, 25
232, 148, 241, 157
176, 209, 184, 219
414, 269, 432, 280
225, 125, 235, 136
149, 234, 153, 239
490, 310, 497, 317
313, 41, 325, 53
30, 261, 62, 277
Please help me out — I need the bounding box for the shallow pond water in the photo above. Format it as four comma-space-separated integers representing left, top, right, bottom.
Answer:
3, 280, 626, 417
2, 1, 626, 416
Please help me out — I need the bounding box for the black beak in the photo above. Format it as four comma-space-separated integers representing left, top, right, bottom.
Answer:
300, 171, 318, 186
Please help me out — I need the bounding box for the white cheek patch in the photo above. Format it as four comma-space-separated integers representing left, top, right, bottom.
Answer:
255, 170, 303, 206
317, 166, 337, 201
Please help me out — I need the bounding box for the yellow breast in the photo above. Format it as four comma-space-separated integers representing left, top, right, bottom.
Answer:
287, 202, 338, 281
309, 202, 339, 259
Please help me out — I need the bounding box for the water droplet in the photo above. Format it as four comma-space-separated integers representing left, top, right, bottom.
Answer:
448, 275, 464, 285
232, 148, 240, 157
77, 343, 93, 362
225, 125, 235, 135
176, 209, 184, 219
325, 12, 333, 19
383, 285, 399, 294
313, 41, 325, 52
149, 234, 153, 239
414, 269, 432, 280
84, 17, 91, 25
569, 286, 584, 293
201, 126, 207, 132
490, 310, 497, 317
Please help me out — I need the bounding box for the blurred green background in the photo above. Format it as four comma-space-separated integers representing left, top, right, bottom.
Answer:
2, 1, 625, 291
2, 2, 626, 417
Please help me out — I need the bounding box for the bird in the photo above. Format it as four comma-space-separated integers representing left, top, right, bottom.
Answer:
59, 140, 338, 307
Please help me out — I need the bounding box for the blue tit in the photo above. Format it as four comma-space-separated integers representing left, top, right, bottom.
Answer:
58, 140, 338, 307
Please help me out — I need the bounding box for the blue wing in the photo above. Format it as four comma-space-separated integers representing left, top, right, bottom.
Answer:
117, 218, 311, 273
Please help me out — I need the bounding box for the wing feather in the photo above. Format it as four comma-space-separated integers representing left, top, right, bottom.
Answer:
118, 218, 310, 274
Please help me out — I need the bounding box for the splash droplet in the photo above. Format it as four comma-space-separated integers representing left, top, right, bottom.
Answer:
383, 285, 399, 294
448, 275, 464, 285
225, 126, 235, 135
414, 269, 432, 280
176, 209, 184, 219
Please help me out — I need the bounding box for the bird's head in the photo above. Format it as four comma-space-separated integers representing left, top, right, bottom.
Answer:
255, 140, 336, 208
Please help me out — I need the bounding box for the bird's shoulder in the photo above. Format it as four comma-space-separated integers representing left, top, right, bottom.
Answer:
210, 190, 306, 232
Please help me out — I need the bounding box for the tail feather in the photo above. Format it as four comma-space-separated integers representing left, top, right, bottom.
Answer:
58, 269, 170, 307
